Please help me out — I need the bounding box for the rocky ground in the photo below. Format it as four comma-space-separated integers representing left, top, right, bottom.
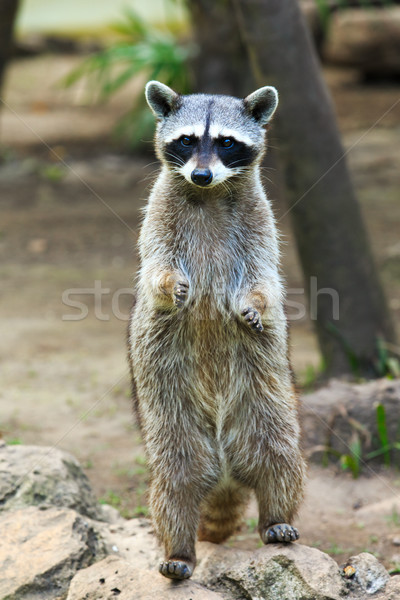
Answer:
1, 442, 400, 600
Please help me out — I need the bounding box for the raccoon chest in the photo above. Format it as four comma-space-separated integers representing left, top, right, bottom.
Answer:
176, 217, 244, 300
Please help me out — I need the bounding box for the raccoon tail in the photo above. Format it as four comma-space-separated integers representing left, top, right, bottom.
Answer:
198, 477, 250, 544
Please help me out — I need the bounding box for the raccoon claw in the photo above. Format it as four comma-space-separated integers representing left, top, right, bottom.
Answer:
241, 307, 263, 332
262, 523, 299, 544
159, 559, 193, 580
173, 281, 189, 308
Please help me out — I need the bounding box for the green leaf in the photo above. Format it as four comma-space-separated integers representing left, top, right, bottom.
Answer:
376, 403, 391, 467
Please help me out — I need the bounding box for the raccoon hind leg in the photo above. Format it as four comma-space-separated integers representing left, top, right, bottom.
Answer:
198, 477, 250, 544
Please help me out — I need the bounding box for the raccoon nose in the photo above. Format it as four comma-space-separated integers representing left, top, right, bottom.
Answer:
191, 168, 213, 187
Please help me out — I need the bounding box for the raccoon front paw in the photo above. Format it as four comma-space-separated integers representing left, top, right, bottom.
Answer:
241, 306, 263, 332
173, 281, 189, 308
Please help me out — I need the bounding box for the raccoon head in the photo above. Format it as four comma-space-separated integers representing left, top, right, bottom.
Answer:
145, 81, 278, 189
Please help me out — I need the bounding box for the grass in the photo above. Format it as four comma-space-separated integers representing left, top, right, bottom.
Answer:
39, 164, 66, 183
99, 490, 122, 508
325, 542, 353, 556
245, 517, 258, 533
389, 563, 400, 575
100, 454, 149, 518
385, 507, 400, 527
6, 438, 22, 445
322, 401, 400, 478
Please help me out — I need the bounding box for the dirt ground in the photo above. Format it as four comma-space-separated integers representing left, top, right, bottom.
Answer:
1, 54, 400, 570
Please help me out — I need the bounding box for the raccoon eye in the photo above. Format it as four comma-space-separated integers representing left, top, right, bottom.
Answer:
221, 138, 234, 149
180, 136, 193, 146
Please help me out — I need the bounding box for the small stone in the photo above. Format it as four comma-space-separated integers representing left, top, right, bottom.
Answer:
347, 552, 390, 595
392, 537, 400, 547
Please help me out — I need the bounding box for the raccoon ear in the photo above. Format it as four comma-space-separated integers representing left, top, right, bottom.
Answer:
244, 86, 278, 125
145, 80, 179, 119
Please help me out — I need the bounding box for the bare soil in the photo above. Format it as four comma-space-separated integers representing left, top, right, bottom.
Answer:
1, 55, 400, 570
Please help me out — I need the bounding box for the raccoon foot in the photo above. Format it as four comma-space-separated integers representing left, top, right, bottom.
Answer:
241, 307, 263, 332
261, 523, 299, 544
159, 558, 194, 580
173, 281, 189, 308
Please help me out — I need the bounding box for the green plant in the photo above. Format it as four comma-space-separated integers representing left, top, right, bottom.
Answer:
135, 454, 147, 466
133, 504, 149, 517
99, 490, 122, 508
300, 359, 326, 392
325, 542, 350, 556
39, 164, 65, 183
375, 338, 400, 379
376, 403, 390, 466
245, 517, 258, 533
366, 403, 400, 464
389, 563, 400, 575
315, 0, 331, 30
63, 7, 194, 148
339, 435, 362, 479
385, 507, 400, 527
321, 401, 400, 477
7, 438, 22, 445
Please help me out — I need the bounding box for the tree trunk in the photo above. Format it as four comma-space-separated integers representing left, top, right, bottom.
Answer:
189, 0, 252, 95
187, 0, 396, 377
0, 0, 19, 100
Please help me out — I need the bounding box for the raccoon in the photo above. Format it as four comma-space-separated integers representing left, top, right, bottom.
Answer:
128, 81, 306, 580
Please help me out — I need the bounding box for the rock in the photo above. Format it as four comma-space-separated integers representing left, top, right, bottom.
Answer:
67, 555, 224, 600
324, 8, 400, 75
392, 537, 400, 546
0, 445, 396, 600
379, 575, 400, 600
95, 514, 159, 567
300, 378, 400, 462
196, 542, 344, 600
0, 443, 102, 519
0, 506, 105, 600
343, 552, 390, 595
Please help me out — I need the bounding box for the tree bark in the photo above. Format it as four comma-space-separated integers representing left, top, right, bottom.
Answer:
189, 0, 252, 95
187, 0, 396, 377
0, 0, 19, 99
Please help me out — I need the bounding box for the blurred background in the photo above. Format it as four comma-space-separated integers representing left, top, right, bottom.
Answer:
1, 0, 400, 567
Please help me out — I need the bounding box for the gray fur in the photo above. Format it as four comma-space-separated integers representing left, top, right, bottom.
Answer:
128, 81, 306, 580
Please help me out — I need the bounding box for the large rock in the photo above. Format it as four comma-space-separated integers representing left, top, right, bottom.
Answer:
195, 542, 344, 600
66, 556, 224, 600
0, 506, 105, 600
0, 443, 102, 519
1, 443, 399, 600
66, 526, 399, 600
324, 8, 400, 75
300, 378, 400, 462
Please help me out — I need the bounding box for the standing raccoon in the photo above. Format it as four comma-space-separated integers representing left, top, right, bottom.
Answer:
128, 81, 306, 580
